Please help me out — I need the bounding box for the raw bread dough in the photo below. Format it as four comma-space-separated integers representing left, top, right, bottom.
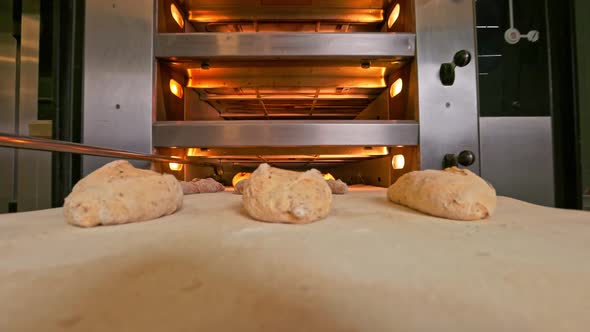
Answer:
63, 160, 183, 227
326, 179, 348, 194
236, 178, 347, 195
181, 178, 225, 195
242, 163, 332, 224
387, 167, 496, 221
234, 178, 249, 195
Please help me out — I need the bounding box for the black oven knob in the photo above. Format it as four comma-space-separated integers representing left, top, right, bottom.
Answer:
457, 150, 476, 166
453, 50, 472, 67
440, 63, 455, 86
443, 150, 476, 168
439, 50, 472, 86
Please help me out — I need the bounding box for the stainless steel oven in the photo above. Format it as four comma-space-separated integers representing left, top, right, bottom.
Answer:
1, 0, 564, 212
82, 0, 482, 190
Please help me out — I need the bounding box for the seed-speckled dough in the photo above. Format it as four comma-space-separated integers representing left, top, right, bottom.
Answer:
327, 179, 348, 194
181, 178, 225, 195
242, 163, 332, 224
234, 178, 249, 195
387, 167, 496, 221
235, 178, 348, 196
63, 160, 183, 227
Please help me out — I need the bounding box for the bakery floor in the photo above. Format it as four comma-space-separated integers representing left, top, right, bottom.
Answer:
1, 186, 590, 332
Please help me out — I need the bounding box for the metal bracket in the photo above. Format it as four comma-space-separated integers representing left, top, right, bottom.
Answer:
504, 0, 540, 45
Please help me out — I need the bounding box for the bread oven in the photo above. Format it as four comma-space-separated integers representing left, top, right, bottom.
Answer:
82, 0, 480, 189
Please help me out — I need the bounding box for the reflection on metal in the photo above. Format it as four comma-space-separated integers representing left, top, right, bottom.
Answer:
190, 154, 386, 168
17, 1, 52, 212
0, 133, 194, 164
187, 66, 388, 89
185, 0, 389, 32
185, 0, 385, 8
189, 8, 383, 23
154, 120, 419, 147
189, 77, 385, 89
0, 3, 17, 213
203, 94, 373, 100
355, 90, 389, 120
155, 33, 416, 59
187, 146, 389, 158
480, 117, 555, 207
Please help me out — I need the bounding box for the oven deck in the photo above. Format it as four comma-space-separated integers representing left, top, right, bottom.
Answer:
1, 189, 589, 331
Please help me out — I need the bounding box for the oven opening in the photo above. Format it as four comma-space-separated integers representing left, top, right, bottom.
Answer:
154, 0, 418, 188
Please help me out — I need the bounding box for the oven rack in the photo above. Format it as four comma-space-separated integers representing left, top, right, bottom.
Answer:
153, 120, 418, 148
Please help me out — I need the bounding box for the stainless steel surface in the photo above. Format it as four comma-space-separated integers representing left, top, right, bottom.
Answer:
480, 117, 555, 207
0, 2, 16, 213
0, 133, 194, 165
155, 33, 415, 59
83, 0, 155, 175
185, 0, 385, 7
187, 67, 388, 88
575, 0, 590, 207
185, 0, 389, 32
329, 155, 393, 187
17, 0, 51, 212
185, 146, 389, 168
153, 120, 418, 147
188, 8, 383, 23
355, 90, 389, 120
414, 0, 480, 172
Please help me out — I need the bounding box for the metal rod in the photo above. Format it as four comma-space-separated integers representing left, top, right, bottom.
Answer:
0, 133, 194, 164
509, 0, 515, 29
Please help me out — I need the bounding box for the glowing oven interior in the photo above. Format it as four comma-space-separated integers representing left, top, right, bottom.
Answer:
154, 0, 418, 188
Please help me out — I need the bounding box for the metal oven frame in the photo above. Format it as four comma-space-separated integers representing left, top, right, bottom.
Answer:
80, 0, 556, 206
82, 0, 480, 175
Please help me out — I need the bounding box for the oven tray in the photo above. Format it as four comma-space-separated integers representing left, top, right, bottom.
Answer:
1, 186, 589, 331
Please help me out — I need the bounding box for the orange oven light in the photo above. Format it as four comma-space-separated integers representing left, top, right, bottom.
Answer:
169, 156, 183, 171
169, 79, 183, 99
390, 78, 403, 98
232, 172, 252, 186
170, 3, 185, 29
388, 3, 401, 29
392, 154, 405, 170
169, 162, 183, 171
323, 173, 336, 181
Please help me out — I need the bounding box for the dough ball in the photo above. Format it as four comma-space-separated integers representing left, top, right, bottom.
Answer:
64, 160, 183, 227
181, 178, 225, 194
234, 178, 249, 195
387, 167, 496, 221
326, 179, 348, 194
242, 163, 332, 224
235, 177, 348, 196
